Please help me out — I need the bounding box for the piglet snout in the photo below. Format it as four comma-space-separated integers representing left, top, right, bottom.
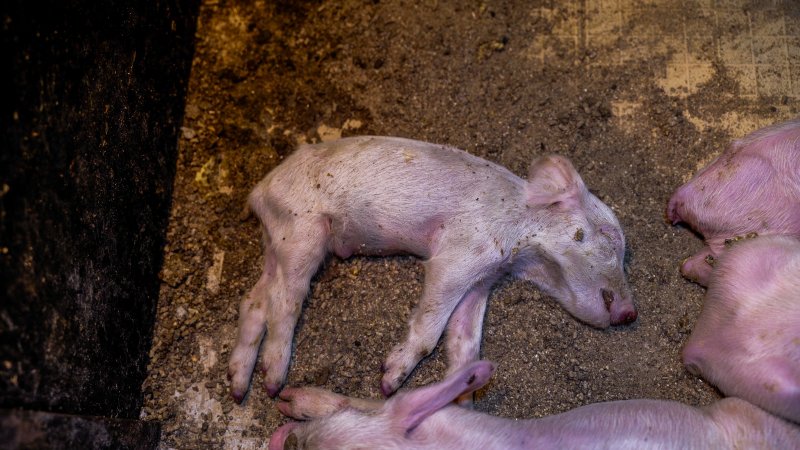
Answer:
682, 340, 706, 376
614, 309, 638, 325
603, 289, 637, 325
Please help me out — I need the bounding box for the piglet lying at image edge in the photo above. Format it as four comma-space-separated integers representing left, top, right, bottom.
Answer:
683, 235, 800, 424
228, 136, 636, 403
667, 118, 800, 286
269, 360, 800, 450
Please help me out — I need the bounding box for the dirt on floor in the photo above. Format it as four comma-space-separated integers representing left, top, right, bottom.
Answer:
141, 0, 800, 448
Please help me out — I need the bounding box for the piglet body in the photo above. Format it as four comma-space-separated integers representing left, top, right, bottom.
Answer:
270, 361, 800, 449
229, 136, 636, 402
683, 235, 800, 423
667, 118, 800, 285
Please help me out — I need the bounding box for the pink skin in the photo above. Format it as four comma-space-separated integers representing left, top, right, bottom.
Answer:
270, 361, 800, 449
228, 136, 636, 403
683, 235, 800, 423
667, 118, 800, 286
268, 422, 297, 450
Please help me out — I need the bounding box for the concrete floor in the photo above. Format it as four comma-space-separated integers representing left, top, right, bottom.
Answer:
141, 1, 799, 448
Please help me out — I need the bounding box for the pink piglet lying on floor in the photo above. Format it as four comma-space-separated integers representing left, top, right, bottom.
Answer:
229, 136, 636, 402
683, 235, 800, 423
667, 118, 800, 286
269, 360, 800, 450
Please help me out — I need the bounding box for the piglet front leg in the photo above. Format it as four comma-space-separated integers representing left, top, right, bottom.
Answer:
380, 252, 497, 396
278, 386, 383, 420
228, 269, 270, 403
678, 246, 715, 286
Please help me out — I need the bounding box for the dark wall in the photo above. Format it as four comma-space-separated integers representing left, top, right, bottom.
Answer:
0, 410, 162, 449
1, 0, 199, 418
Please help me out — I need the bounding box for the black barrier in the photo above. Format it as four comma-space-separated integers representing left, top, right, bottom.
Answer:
1, 0, 199, 447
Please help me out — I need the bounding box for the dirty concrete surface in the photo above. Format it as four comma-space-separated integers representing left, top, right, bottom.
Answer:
141, 0, 800, 448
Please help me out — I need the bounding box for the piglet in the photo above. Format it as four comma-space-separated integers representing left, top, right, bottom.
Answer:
683, 235, 800, 423
269, 360, 800, 449
229, 136, 636, 403
667, 118, 800, 285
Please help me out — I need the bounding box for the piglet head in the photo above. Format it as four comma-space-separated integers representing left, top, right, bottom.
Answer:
521, 155, 637, 329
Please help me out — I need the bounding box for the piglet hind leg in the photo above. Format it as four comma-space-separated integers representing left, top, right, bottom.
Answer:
380, 257, 482, 396
444, 284, 491, 406
258, 224, 330, 397
229, 219, 329, 401
228, 249, 276, 403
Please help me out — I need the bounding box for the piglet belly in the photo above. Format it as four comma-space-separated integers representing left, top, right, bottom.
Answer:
330, 214, 446, 259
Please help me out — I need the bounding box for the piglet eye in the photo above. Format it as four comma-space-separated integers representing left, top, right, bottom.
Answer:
597, 225, 620, 243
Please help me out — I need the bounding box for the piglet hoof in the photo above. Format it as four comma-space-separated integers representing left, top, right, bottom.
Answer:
260, 363, 286, 397
276, 399, 297, 419
680, 257, 712, 287
231, 389, 246, 404
276, 388, 302, 418
379, 362, 402, 396
380, 379, 395, 398
227, 369, 247, 404
266, 381, 283, 398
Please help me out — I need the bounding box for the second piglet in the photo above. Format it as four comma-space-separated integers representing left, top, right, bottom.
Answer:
229, 136, 636, 402
667, 118, 800, 285
683, 235, 800, 423
269, 361, 800, 449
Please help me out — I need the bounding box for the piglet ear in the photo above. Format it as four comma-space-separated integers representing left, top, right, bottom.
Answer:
526, 155, 585, 209
393, 361, 496, 433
